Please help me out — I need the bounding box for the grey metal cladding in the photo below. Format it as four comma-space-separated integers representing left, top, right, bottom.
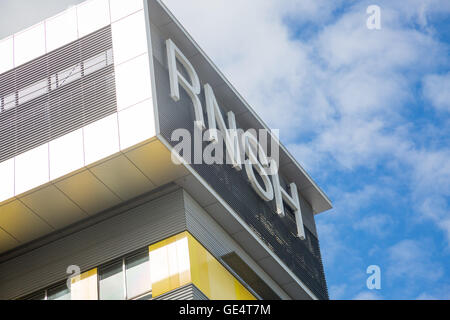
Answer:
0, 190, 186, 300
153, 54, 329, 299
155, 284, 208, 300
0, 25, 117, 163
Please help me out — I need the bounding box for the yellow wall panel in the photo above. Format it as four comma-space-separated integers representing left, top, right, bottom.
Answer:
71, 268, 98, 300
187, 233, 256, 301
148, 232, 255, 300
149, 232, 191, 297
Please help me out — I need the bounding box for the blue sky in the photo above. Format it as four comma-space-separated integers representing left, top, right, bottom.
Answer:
1, 0, 448, 300
162, 0, 450, 299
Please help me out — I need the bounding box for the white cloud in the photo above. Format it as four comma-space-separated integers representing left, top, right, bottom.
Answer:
353, 291, 383, 300
423, 73, 450, 112
387, 239, 444, 282
353, 214, 394, 237
329, 284, 348, 300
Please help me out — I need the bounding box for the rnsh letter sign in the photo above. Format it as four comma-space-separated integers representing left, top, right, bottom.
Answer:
166, 39, 306, 240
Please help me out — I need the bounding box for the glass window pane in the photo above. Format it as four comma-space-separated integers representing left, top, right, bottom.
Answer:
3, 93, 16, 111
77, 0, 110, 38
18, 79, 48, 105
99, 260, 124, 300
47, 283, 71, 300
125, 251, 151, 299
46, 8, 78, 52
0, 36, 14, 74
14, 23, 46, 67
58, 63, 82, 87
23, 292, 46, 300
84, 50, 110, 76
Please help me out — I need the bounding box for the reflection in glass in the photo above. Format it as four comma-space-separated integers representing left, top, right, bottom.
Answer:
99, 260, 124, 300
18, 79, 48, 105
58, 64, 82, 87
47, 283, 71, 300
84, 50, 113, 76
126, 252, 151, 299
3, 93, 15, 111
23, 292, 46, 300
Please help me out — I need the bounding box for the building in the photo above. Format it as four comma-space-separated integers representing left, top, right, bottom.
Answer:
0, 0, 332, 300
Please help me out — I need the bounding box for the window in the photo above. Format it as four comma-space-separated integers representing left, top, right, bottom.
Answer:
58, 64, 82, 87
47, 283, 71, 300
18, 248, 151, 300
23, 292, 46, 300
125, 251, 151, 299
99, 260, 124, 300
3, 93, 16, 111
98, 249, 151, 300
21, 281, 69, 300
18, 79, 48, 105
84, 49, 113, 76
0, 48, 112, 116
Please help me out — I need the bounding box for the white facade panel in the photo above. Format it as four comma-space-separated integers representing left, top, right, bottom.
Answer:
15, 144, 49, 195
77, 0, 111, 38
0, 0, 156, 206
83, 114, 120, 166
14, 23, 46, 67
114, 53, 153, 112
0, 36, 13, 74
45, 8, 78, 52
111, 10, 148, 65
110, 0, 144, 23
0, 158, 14, 203
49, 129, 85, 181
118, 99, 155, 150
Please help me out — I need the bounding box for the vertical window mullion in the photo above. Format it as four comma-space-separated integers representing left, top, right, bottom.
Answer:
122, 258, 127, 300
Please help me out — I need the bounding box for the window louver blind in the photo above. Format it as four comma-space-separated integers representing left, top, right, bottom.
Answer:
0, 25, 117, 163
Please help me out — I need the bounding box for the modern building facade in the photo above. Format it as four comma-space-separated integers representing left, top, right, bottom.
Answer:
0, 0, 332, 300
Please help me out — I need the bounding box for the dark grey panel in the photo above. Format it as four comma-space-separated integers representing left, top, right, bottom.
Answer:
221, 252, 279, 300
155, 284, 208, 300
153, 52, 328, 300
0, 25, 117, 163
